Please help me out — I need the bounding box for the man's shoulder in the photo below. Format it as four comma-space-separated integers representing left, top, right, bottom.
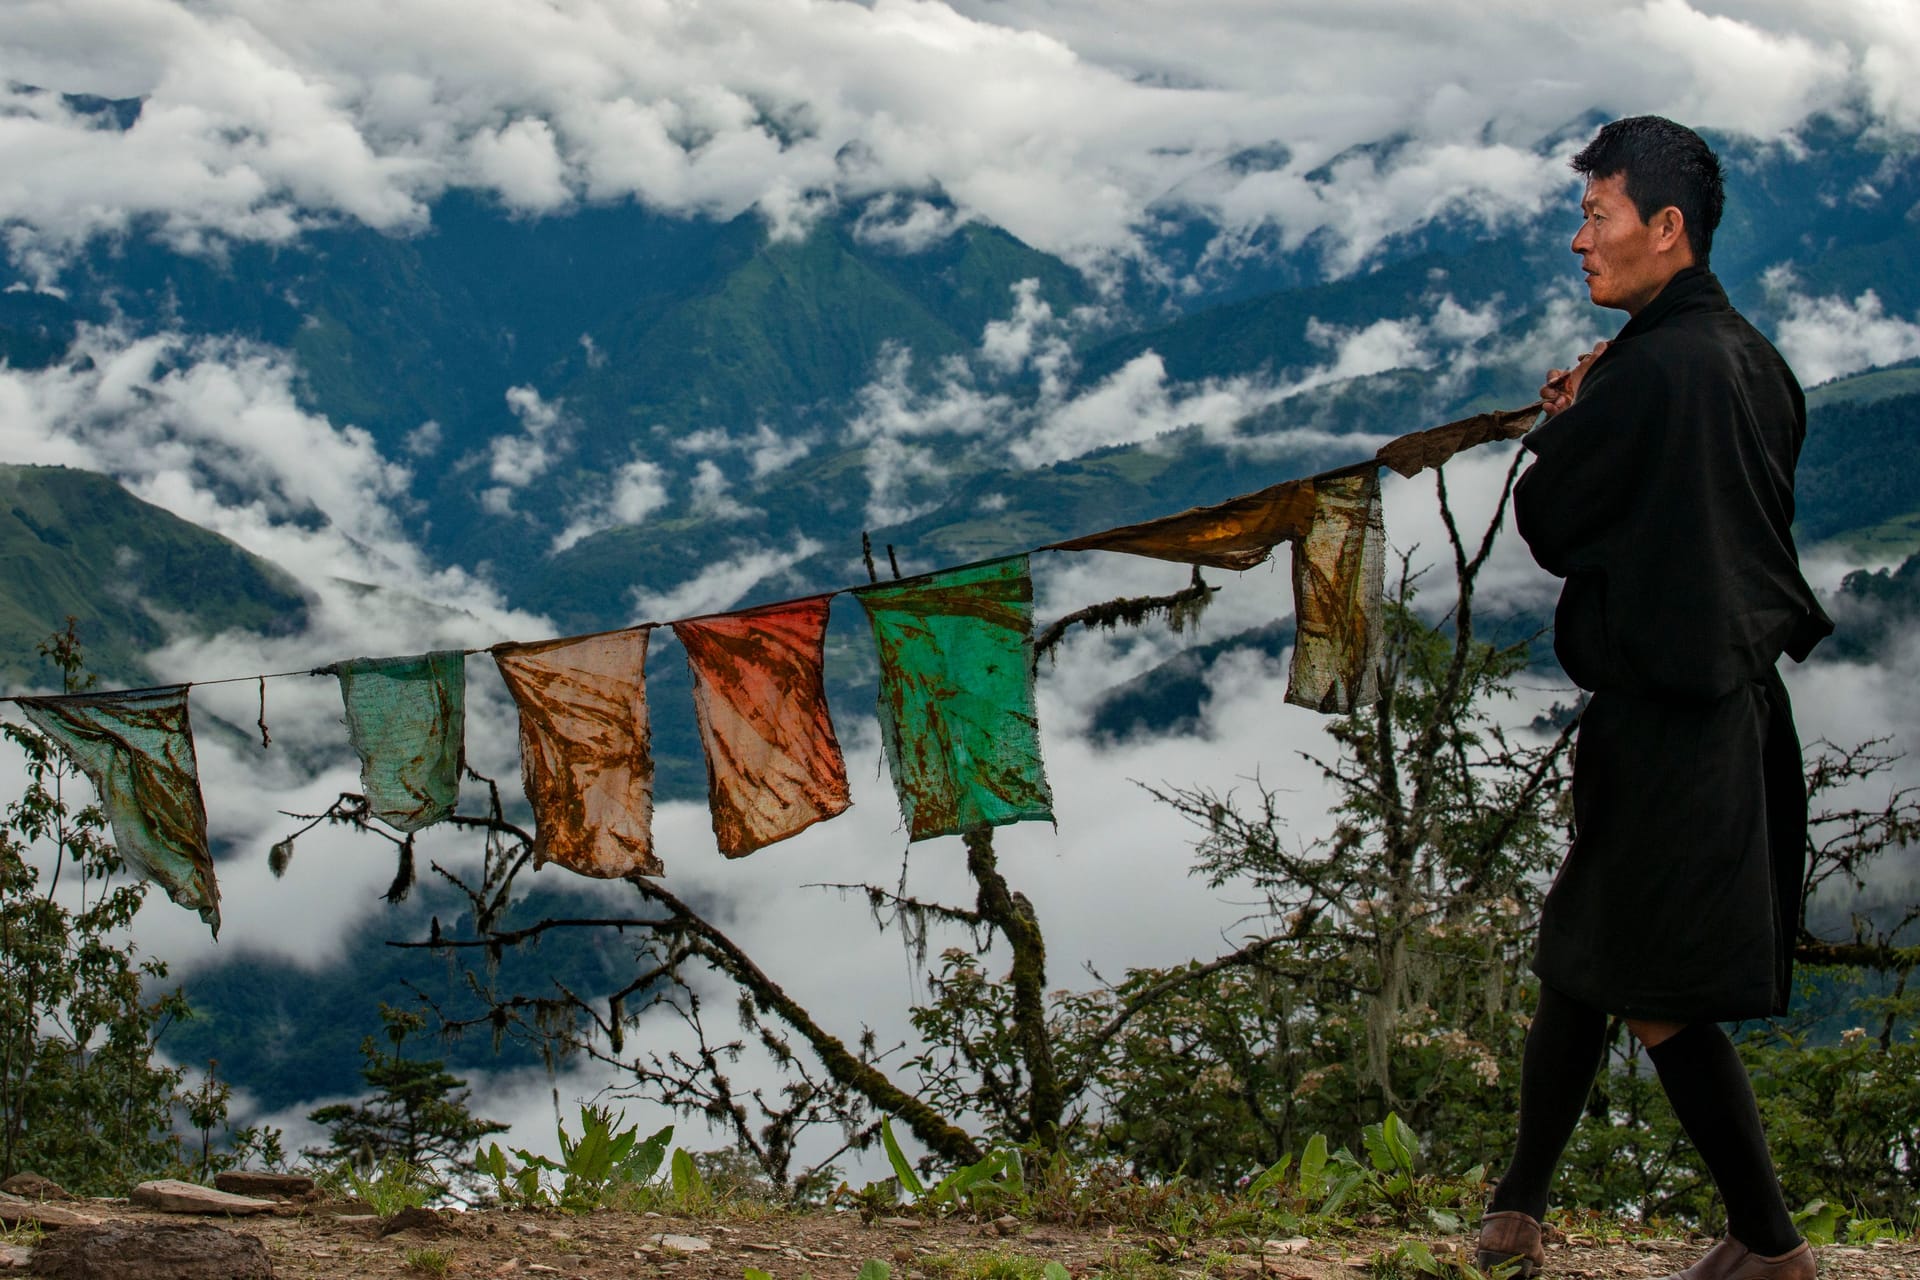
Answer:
1631, 302, 1788, 377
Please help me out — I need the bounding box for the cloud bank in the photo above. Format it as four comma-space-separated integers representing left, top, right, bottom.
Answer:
1, 1, 1912, 281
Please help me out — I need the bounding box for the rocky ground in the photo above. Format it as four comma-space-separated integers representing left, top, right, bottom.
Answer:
0, 1175, 1914, 1280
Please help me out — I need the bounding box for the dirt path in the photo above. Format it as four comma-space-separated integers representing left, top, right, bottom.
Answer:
36, 1201, 1916, 1280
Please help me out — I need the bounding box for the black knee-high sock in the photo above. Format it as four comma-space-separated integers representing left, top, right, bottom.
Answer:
1489, 983, 1609, 1220
1646, 1023, 1801, 1256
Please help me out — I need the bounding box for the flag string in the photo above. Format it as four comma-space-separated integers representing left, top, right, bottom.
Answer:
0, 404, 1539, 707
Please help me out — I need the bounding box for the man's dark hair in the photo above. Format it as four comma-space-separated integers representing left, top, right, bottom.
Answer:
1572, 116, 1724, 265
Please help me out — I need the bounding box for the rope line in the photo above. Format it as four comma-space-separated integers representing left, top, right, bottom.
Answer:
0, 410, 1534, 707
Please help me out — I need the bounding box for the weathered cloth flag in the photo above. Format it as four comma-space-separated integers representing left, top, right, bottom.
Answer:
1045, 477, 1319, 571
855, 556, 1053, 840
493, 630, 659, 878
1375, 404, 1540, 479
1286, 471, 1386, 713
333, 651, 465, 833
674, 597, 851, 858
16, 686, 221, 936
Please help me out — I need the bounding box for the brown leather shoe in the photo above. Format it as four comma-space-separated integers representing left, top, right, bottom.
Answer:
1475, 1210, 1545, 1278
1662, 1238, 1816, 1279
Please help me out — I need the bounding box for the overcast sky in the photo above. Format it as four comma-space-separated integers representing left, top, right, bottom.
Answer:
3, 1, 1919, 1168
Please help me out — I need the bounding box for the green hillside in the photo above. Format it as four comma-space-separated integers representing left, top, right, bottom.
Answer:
1797, 389, 1920, 552
0, 465, 308, 689
1806, 359, 1920, 410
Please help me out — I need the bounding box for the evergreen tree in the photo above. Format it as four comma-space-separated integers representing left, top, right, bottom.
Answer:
306, 1003, 506, 1195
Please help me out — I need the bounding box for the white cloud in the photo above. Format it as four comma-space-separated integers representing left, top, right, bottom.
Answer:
403, 419, 442, 456
1620, 0, 1853, 136
687, 458, 751, 520
1765, 269, 1920, 386
860, 434, 948, 527
468, 116, 570, 213
828, 277, 1527, 482
627, 537, 824, 623
852, 194, 973, 252
669, 423, 813, 480
0, 1, 1907, 282
846, 343, 1011, 443
552, 457, 671, 553
746, 423, 812, 479
487, 384, 570, 489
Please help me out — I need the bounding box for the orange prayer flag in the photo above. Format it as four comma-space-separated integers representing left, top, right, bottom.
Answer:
1043, 477, 1319, 570
492, 629, 659, 878
673, 596, 852, 858
1374, 404, 1540, 479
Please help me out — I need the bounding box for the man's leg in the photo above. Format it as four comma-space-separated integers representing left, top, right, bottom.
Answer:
1488, 983, 1610, 1219
1642, 1022, 1801, 1256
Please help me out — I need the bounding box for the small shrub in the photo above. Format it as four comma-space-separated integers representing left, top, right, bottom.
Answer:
403, 1246, 453, 1277
327, 1155, 435, 1220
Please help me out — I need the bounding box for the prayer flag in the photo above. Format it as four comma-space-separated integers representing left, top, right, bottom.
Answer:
333, 651, 465, 833
674, 597, 851, 858
1286, 471, 1386, 713
16, 686, 221, 936
493, 630, 659, 878
1044, 478, 1318, 571
856, 556, 1053, 841
1375, 404, 1540, 479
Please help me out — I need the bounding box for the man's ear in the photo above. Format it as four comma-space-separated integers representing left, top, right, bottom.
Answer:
1653, 205, 1689, 255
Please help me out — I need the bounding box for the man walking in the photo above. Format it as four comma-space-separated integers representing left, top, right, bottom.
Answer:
1477, 117, 1833, 1280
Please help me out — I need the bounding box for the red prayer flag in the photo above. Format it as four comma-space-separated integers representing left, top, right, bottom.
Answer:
674, 596, 852, 857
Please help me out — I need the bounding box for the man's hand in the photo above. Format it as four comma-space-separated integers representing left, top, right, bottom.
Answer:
1540, 340, 1610, 417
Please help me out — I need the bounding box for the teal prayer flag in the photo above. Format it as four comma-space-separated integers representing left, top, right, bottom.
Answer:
333, 651, 465, 833
16, 685, 221, 936
855, 555, 1053, 841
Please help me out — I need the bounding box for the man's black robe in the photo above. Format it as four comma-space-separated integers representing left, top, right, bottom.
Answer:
1514, 267, 1833, 1023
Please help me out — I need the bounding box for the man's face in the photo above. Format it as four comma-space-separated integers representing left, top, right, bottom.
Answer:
1570, 172, 1680, 315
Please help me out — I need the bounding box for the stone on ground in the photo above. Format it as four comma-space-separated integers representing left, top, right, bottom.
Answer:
30, 1221, 272, 1280
648, 1233, 713, 1252
0, 1191, 99, 1228
0, 1172, 68, 1200
129, 1179, 275, 1216
213, 1171, 316, 1200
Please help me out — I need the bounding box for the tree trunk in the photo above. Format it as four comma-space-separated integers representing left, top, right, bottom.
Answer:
964, 829, 1062, 1146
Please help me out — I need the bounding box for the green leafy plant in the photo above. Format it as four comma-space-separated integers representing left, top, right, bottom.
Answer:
882, 1118, 926, 1200
1792, 1199, 1844, 1247
669, 1144, 713, 1210
926, 1146, 1025, 1212
480, 1106, 672, 1213
1844, 1216, 1900, 1245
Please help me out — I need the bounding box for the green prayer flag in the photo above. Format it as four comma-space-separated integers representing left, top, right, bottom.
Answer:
16, 686, 221, 936
855, 555, 1054, 841
334, 651, 465, 833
